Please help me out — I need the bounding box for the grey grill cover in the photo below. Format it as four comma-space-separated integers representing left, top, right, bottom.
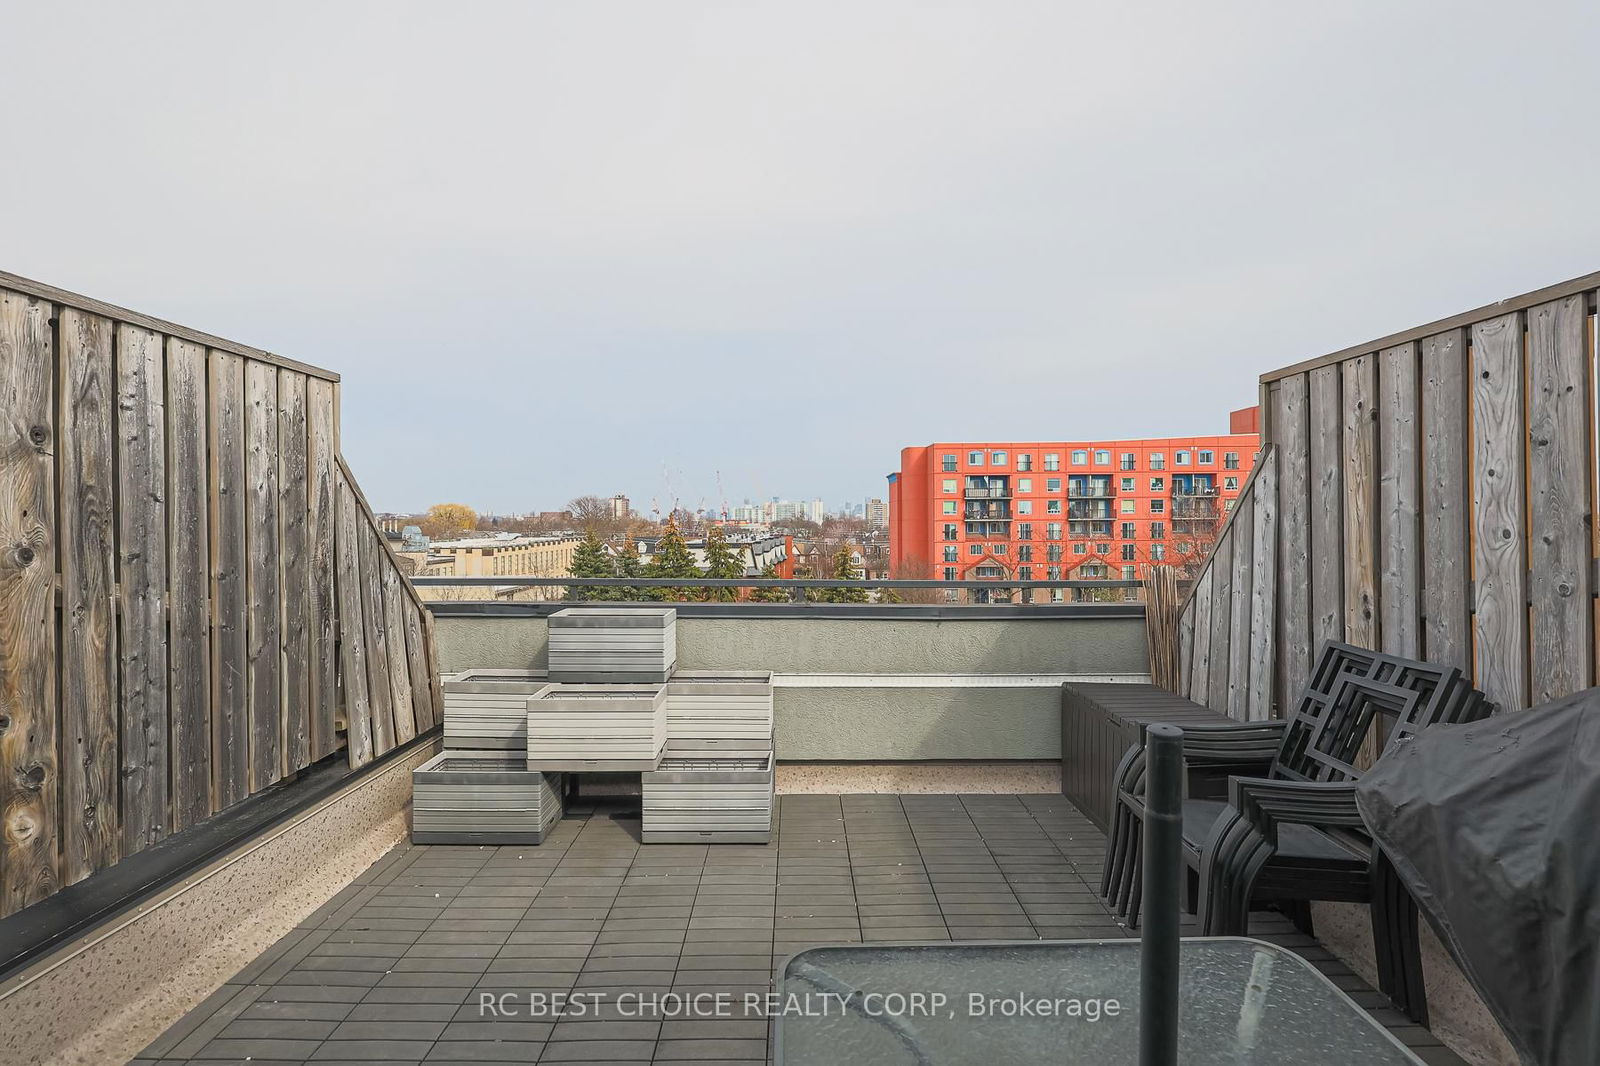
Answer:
1354, 688, 1600, 1066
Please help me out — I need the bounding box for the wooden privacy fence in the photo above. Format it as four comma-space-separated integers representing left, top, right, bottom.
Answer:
1175, 270, 1600, 722
0, 272, 440, 919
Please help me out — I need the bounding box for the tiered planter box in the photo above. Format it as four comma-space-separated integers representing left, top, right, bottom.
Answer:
441, 669, 547, 751
641, 753, 774, 843
526, 683, 668, 771
664, 672, 774, 756
547, 607, 677, 683
411, 752, 564, 845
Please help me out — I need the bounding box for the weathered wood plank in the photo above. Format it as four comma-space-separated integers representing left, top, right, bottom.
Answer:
1226, 493, 1254, 720
1377, 342, 1421, 658
1177, 599, 1194, 698
278, 370, 312, 773
380, 554, 417, 746
1308, 366, 1343, 657
1207, 529, 1235, 712
209, 350, 250, 808
1341, 354, 1378, 650
1420, 329, 1471, 672
306, 378, 339, 761
401, 595, 434, 733
335, 473, 374, 767
245, 361, 282, 792
1471, 312, 1530, 712
0, 291, 58, 917
57, 309, 119, 882
115, 323, 169, 855
358, 524, 397, 756
1526, 295, 1592, 702
1247, 449, 1278, 721
1188, 568, 1214, 706
421, 609, 445, 731
167, 339, 212, 829
1273, 376, 1311, 714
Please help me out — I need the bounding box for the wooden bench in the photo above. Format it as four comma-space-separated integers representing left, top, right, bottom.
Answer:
1059, 682, 1235, 832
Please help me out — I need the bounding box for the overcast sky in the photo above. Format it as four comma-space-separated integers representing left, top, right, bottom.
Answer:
7, 2, 1600, 515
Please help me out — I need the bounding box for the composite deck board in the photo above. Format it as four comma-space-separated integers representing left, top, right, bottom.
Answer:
166, 338, 212, 829
58, 309, 119, 881
115, 322, 169, 855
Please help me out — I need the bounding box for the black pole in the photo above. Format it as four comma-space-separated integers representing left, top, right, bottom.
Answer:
1139, 723, 1183, 1066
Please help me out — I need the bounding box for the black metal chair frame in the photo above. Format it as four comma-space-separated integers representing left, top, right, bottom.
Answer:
1099, 641, 1491, 1024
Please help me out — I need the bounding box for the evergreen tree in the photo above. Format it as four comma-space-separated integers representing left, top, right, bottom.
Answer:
567, 530, 614, 600
701, 525, 744, 601
827, 545, 870, 603
614, 535, 653, 601
645, 517, 702, 600
748, 563, 792, 603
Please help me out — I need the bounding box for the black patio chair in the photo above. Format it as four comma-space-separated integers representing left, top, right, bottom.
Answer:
1101, 641, 1491, 1022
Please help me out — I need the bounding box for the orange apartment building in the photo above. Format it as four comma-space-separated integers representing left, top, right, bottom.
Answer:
888, 408, 1259, 598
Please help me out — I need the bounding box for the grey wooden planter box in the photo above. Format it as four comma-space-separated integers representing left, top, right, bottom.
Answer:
641, 753, 774, 843
664, 672, 774, 756
526, 683, 668, 771
440, 669, 548, 751
411, 752, 564, 845
547, 607, 677, 683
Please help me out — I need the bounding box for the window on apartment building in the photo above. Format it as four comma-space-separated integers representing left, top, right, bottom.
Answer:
1016, 522, 1033, 540
942, 454, 958, 472
1046, 477, 1061, 493
1016, 500, 1032, 515
944, 589, 960, 602
1122, 565, 1137, 581
942, 478, 957, 493
1151, 543, 1166, 560
991, 451, 1007, 465
1046, 522, 1062, 540
1070, 449, 1088, 465
1019, 565, 1033, 580
1044, 453, 1060, 471
1178, 450, 1192, 466
1225, 499, 1235, 514
968, 451, 984, 466
1094, 450, 1110, 465
1096, 542, 1110, 554
1149, 499, 1165, 514
943, 524, 958, 540
1073, 542, 1087, 555
942, 501, 957, 515
1149, 452, 1165, 470
944, 567, 957, 582
944, 546, 958, 562
993, 543, 1008, 555
1017, 544, 1033, 561
1047, 566, 1062, 580
1224, 451, 1240, 469
1199, 449, 1214, 464
1121, 544, 1136, 561
970, 544, 984, 555
1176, 541, 1193, 553
1047, 544, 1063, 561
1046, 499, 1061, 514
1017, 454, 1033, 471
1120, 452, 1136, 470
1225, 476, 1239, 491
1150, 521, 1166, 540
1017, 477, 1032, 493
1120, 499, 1135, 514
1120, 477, 1135, 492
1149, 477, 1164, 491
976, 565, 1003, 578
1120, 522, 1136, 539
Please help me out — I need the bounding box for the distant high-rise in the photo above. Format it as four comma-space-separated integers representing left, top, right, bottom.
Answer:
610, 494, 631, 520
865, 498, 888, 528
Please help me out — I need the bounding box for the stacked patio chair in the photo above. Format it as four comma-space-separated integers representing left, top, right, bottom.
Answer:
1101, 641, 1491, 1021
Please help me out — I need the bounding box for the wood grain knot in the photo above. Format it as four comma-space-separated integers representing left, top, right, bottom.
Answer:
18, 763, 45, 790
27, 425, 47, 446
6, 810, 39, 844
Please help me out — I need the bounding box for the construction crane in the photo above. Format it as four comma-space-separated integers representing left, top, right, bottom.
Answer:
716, 470, 729, 521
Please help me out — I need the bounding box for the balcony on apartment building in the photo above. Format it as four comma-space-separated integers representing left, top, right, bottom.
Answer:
1067, 475, 1115, 498
964, 474, 1012, 499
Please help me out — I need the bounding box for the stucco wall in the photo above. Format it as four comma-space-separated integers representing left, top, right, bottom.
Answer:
432, 610, 1148, 761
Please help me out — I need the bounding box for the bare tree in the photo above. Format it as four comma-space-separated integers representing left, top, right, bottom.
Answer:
889, 554, 942, 604
567, 495, 625, 541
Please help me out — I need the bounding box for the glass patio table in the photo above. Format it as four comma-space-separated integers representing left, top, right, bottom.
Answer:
773, 937, 1425, 1065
